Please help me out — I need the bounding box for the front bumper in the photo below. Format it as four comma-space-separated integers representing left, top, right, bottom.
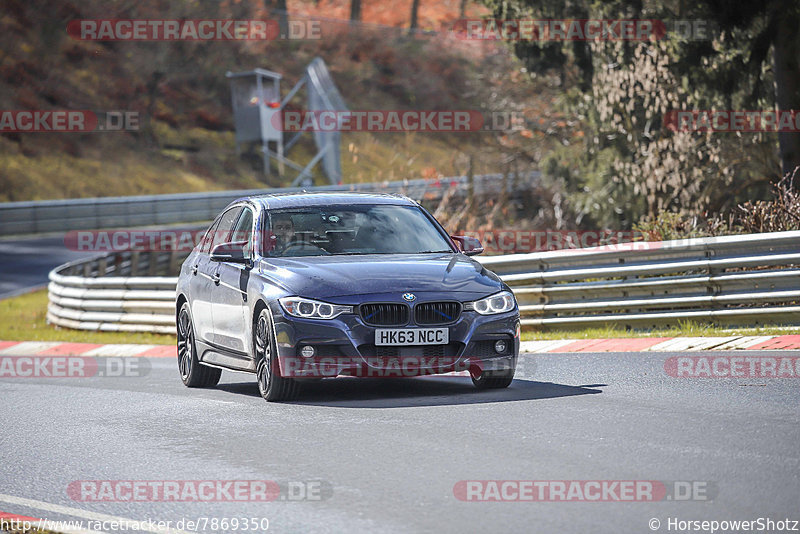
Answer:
270, 301, 519, 378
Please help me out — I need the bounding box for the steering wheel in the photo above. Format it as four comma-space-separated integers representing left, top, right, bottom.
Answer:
279, 241, 330, 256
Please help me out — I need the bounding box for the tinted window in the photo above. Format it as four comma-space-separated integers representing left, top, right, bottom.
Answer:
230, 207, 254, 259
264, 204, 454, 257
200, 218, 221, 254
209, 206, 243, 252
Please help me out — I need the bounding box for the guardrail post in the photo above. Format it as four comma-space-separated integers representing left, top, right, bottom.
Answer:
130, 251, 139, 276
467, 156, 474, 206
169, 249, 180, 275
148, 251, 158, 276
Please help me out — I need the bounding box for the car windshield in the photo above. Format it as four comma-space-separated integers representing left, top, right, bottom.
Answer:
264, 204, 454, 257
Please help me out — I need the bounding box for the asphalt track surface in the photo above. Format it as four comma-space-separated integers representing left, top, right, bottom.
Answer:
0, 224, 211, 299
1, 349, 798, 533
0, 235, 93, 299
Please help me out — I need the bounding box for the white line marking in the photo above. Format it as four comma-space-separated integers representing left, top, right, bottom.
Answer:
82, 345, 157, 357
0, 493, 191, 534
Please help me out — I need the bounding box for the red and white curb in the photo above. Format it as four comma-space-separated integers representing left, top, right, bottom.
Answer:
0, 335, 799, 359
0, 492, 190, 534
0, 341, 175, 358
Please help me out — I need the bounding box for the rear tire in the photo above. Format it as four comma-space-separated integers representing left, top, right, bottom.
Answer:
470, 361, 515, 390
177, 302, 221, 388
255, 307, 299, 401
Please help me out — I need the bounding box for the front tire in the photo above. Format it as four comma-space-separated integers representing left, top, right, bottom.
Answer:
470, 361, 515, 390
255, 307, 299, 401
177, 302, 221, 388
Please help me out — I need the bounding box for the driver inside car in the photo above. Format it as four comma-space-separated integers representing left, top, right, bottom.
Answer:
270, 213, 299, 255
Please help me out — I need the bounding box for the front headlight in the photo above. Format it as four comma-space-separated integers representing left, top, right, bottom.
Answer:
464, 291, 516, 315
279, 297, 352, 320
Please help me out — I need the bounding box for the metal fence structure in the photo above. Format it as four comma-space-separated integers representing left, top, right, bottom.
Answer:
480, 230, 800, 329
48, 251, 181, 334
0, 172, 536, 236
47, 230, 800, 334
226, 58, 348, 184
303, 57, 348, 185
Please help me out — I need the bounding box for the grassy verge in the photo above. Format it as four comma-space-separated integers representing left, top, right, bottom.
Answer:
0, 289, 175, 345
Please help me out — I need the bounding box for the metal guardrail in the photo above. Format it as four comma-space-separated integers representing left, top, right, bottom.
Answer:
1, 172, 537, 236
47, 230, 800, 334
47, 251, 182, 334
479, 230, 800, 329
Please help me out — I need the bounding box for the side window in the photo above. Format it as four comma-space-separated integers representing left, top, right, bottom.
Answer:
209, 206, 243, 252
200, 218, 222, 254
230, 207, 254, 260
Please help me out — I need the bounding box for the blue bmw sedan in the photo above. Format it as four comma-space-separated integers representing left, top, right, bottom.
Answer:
176, 192, 519, 401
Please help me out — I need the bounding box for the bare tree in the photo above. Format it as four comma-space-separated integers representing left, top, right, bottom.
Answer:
773, 9, 800, 177
350, 0, 361, 22
409, 0, 420, 31
268, 0, 289, 38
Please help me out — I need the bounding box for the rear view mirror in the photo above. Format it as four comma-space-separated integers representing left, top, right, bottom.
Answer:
451, 235, 484, 256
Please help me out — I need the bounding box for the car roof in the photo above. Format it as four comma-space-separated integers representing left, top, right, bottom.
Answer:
239, 191, 419, 210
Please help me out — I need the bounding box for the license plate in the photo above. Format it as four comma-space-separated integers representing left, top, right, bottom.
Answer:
375, 328, 449, 346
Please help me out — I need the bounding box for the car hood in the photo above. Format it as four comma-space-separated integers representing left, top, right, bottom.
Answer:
257, 253, 504, 301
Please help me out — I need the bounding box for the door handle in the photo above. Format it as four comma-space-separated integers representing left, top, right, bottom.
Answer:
211, 273, 221, 285
191, 264, 198, 275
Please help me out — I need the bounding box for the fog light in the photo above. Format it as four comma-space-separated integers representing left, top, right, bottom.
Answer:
494, 340, 508, 354
300, 345, 315, 358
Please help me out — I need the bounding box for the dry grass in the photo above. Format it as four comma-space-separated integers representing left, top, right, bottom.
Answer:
0, 289, 175, 344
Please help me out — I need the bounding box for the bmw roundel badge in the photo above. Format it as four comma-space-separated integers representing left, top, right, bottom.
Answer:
402, 293, 416, 302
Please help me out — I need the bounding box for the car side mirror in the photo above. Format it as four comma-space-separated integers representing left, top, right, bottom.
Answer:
451, 235, 484, 256
210, 241, 250, 263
